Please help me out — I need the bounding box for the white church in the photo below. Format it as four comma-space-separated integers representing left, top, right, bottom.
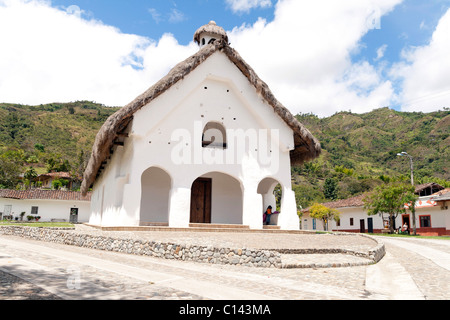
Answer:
81, 21, 321, 230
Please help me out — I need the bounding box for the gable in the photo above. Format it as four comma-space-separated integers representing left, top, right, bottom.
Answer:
81, 39, 321, 194
132, 51, 295, 151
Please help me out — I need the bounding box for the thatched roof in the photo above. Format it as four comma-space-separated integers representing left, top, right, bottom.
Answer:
193, 21, 228, 45
415, 182, 444, 195
81, 39, 321, 195
36, 172, 72, 179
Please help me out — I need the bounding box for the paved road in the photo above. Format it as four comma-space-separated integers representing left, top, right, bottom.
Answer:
0, 235, 449, 301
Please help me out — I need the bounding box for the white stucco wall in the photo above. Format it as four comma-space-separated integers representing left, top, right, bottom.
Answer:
302, 204, 450, 234
302, 207, 394, 232
204, 172, 243, 225
90, 51, 299, 230
0, 198, 91, 223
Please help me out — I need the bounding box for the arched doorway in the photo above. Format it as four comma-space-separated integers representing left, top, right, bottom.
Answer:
257, 177, 283, 226
190, 172, 243, 225
140, 167, 172, 226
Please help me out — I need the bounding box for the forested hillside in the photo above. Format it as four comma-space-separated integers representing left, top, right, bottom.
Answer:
293, 107, 449, 208
0, 101, 119, 188
0, 102, 448, 207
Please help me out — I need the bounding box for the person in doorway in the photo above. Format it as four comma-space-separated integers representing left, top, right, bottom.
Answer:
264, 206, 272, 225
402, 223, 409, 234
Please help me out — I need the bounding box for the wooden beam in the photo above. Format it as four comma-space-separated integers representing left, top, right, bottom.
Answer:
117, 132, 129, 138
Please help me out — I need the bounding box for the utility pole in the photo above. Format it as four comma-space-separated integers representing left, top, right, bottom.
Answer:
397, 152, 416, 235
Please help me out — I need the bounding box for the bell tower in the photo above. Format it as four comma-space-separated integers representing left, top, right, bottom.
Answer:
193, 21, 229, 48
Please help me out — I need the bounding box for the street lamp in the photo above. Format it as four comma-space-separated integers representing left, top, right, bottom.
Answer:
397, 152, 414, 186
397, 151, 416, 235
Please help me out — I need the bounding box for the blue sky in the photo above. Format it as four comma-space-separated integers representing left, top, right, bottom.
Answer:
358, 1, 448, 59
49, 0, 447, 53
48, 0, 276, 45
46, 0, 448, 58
0, 0, 449, 116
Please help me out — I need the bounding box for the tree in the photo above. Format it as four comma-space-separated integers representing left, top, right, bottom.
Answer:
294, 184, 324, 210
34, 144, 45, 152
23, 167, 38, 189
363, 182, 417, 234
52, 179, 63, 190
46, 156, 72, 173
0, 150, 24, 189
309, 203, 341, 231
324, 177, 338, 200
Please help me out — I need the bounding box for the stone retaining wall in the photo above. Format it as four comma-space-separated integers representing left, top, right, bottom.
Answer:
271, 232, 385, 264
0, 226, 282, 268
0, 226, 385, 268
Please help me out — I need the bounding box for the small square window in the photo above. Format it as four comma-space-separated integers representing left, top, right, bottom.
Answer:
31, 206, 39, 215
4, 205, 12, 215
420, 216, 431, 228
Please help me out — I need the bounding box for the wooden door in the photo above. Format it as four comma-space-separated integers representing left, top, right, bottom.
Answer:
402, 215, 410, 228
360, 219, 365, 233
368, 217, 373, 233
70, 208, 79, 223
190, 178, 212, 224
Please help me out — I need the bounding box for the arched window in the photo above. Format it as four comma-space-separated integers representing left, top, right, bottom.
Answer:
202, 122, 227, 149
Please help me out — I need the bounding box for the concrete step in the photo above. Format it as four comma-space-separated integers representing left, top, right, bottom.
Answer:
189, 223, 250, 229
85, 223, 307, 234
140, 222, 169, 227
263, 225, 281, 230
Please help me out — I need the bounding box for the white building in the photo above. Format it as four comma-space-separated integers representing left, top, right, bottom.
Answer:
81, 21, 321, 230
302, 184, 450, 236
0, 189, 91, 223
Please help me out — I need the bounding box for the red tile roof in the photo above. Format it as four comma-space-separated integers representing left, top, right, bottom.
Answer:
0, 189, 91, 201
303, 194, 366, 212
431, 188, 450, 197
321, 194, 366, 209
304, 183, 449, 212
36, 172, 72, 179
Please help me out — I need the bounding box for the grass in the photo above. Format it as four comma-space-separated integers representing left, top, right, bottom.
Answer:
316, 230, 450, 240
369, 233, 450, 240
0, 221, 75, 228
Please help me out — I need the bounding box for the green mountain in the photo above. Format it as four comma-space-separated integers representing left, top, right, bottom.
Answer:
293, 107, 450, 208
0, 101, 120, 187
0, 102, 448, 205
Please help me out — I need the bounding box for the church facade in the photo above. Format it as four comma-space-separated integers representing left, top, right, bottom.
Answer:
81, 22, 321, 230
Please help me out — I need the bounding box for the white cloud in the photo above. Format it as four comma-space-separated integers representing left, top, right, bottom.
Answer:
148, 8, 163, 24
228, 0, 402, 116
0, 0, 197, 106
391, 8, 450, 112
168, 8, 186, 24
375, 44, 388, 61
226, 0, 272, 14
1, 0, 447, 118
148, 7, 186, 24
